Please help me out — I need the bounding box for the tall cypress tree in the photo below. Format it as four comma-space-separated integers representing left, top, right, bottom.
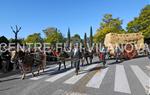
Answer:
90, 26, 93, 48
84, 33, 87, 48
67, 28, 71, 47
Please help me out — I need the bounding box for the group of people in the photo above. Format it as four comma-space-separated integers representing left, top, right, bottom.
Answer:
45, 45, 94, 75
98, 46, 123, 66
0, 44, 129, 77
0, 49, 15, 73
0, 45, 94, 76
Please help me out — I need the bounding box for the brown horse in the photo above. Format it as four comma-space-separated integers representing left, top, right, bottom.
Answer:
11, 50, 46, 80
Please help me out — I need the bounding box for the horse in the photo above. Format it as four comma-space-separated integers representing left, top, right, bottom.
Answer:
11, 50, 46, 80
57, 50, 71, 70
81, 48, 93, 65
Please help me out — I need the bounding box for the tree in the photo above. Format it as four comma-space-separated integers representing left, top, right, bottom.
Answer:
90, 26, 93, 47
71, 34, 82, 44
94, 14, 124, 42
43, 27, 64, 44
9, 38, 24, 44
25, 33, 43, 43
11, 25, 21, 47
127, 5, 150, 39
0, 36, 9, 44
67, 28, 71, 47
84, 33, 87, 48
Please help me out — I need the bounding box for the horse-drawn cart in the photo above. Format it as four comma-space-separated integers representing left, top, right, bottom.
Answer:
104, 33, 145, 59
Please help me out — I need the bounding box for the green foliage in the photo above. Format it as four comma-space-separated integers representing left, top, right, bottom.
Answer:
43, 27, 64, 44
71, 34, 82, 43
94, 14, 124, 43
127, 5, 150, 38
9, 38, 24, 44
0, 36, 9, 44
25, 33, 43, 43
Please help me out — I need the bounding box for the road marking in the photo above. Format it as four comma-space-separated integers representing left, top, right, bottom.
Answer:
131, 65, 150, 90
64, 64, 98, 84
29, 63, 72, 81
114, 65, 131, 94
45, 64, 74, 82
30, 64, 71, 80
86, 67, 108, 88
45, 68, 75, 82
146, 65, 150, 70
26, 65, 58, 77
30, 75, 47, 80
51, 89, 88, 95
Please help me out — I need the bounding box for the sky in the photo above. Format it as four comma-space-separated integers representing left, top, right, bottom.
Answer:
0, 0, 149, 39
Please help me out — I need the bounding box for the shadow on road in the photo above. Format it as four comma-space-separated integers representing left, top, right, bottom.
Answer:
49, 67, 73, 75
0, 87, 13, 91
0, 77, 20, 83
0, 70, 20, 79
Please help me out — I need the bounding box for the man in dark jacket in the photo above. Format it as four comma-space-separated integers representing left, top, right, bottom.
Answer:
73, 45, 81, 75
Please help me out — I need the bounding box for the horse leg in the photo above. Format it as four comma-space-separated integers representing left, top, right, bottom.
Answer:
21, 66, 26, 80
18, 62, 23, 74
21, 73, 26, 80
81, 58, 84, 66
6, 60, 9, 72
63, 61, 66, 69
58, 62, 61, 70
30, 65, 35, 77
37, 65, 40, 76
71, 60, 73, 68
85, 57, 89, 64
39, 62, 44, 73
13, 62, 17, 71
2, 61, 7, 73
42, 63, 44, 72
90, 57, 93, 64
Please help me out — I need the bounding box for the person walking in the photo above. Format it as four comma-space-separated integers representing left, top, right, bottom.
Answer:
98, 46, 107, 67
81, 47, 85, 66
102, 46, 107, 67
115, 46, 121, 63
1, 50, 11, 72
73, 44, 81, 75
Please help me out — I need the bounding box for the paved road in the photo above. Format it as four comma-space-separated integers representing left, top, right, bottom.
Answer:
0, 57, 150, 95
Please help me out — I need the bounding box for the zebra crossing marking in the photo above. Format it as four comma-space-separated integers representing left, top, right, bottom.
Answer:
64, 64, 98, 84
86, 67, 109, 88
114, 65, 131, 94
27, 63, 149, 95
146, 65, 150, 70
30, 75, 47, 80
27, 65, 58, 77
29, 63, 72, 80
131, 65, 150, 90
45, 68, 75, 82
28, 65, 58, 80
